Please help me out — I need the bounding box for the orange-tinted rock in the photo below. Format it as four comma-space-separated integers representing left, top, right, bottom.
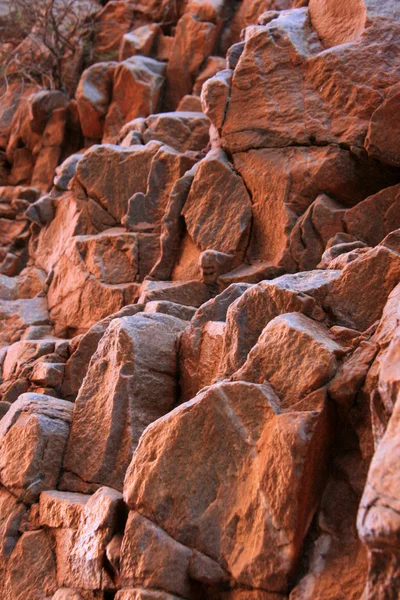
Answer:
141, 112, 210, 152
93, 2, 134, 58
103, 57, 166, 143
119, 24, 161, 61
74, 143, 161, 223
181, 149, 252, 267
324, 246, 400, 331
0, 393, 73, 503
358, 393, 400, 599
221, 8, 400, 153
233, 312, 343, 406
124, 381, 330, 592
179, 283, 251, 402
53, 487, 124, 590
123, 145, 197, 231
233, 146, 396, 270
365, 84, 400, 167
165, 14, 218, 110
220, 270, 338, 378
4, 530, 57, 599
120, 511, 192, 597
63, 313, 186, 491
76, 62, 117, 142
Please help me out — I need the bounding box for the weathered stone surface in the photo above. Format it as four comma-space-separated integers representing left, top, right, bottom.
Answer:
63, 313, 186, 491
115, 590, 183, 600
76, 62, 117, 142
104, 57, 166, 143
233, 313, 344, 406
61, 305, 144, 401
119, 24, 161, 61
0, 393, 73, 503
0, 296, 49, 348
46, 233, 139, 337
1, 0, 400, 595
74, 143, 161, 223
365, 84, 400, 167
142, 112, 210, 153
179, 283, 251, 402
358, 391, 400, 599
39, 491, 89, 529
165, 13, 218, 110
54, 487, 124, 591
180, 149, 252, 271
138, 279, 210, 307
120, 511, 192, 597
124, 381, 330, 592
124, 144, 197, 231
5, 530, 57, 599
220, 270, 338, 378
93, 1, 134, 57
324, 246, 400, 331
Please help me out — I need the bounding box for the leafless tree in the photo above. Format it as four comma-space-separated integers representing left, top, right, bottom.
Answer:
0, 0, 97, 93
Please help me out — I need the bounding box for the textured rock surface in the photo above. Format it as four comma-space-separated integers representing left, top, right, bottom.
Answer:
0, 0, 400, 599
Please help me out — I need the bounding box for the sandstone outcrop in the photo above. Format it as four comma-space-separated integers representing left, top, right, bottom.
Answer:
0, 0, 399, 598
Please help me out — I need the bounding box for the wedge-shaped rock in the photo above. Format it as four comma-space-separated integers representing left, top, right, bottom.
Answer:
0, 296, 49, 348
47, 234, 139, 337
124, 381, 330, 592
365, 83, 400, 167
179, 283, 251, 402
138, 279, 209, 308
324, 246, 400, 331
124, 145, 197, 231
165, 13, 218, 110
221, 8, 400, 152
63, 313, 186, 491
39, 490, 90, 529
0, 393, 73, 503
221, 270, 339, 378
120, 511, 192, 597
4, 530, 57, 600
61, 304, 144, 401
180, 149, 252, 270
234, 313, 343, 407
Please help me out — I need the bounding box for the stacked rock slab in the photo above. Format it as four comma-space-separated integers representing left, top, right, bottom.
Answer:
0, 0, 399, 599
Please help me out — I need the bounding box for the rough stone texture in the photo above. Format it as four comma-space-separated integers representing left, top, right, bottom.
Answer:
125, 381, 330, 592
233, 312, 344, 406
74, 143, 161, 223
0, 394, 73, 503
324, 246, 400, 331
62, 313, 186, 491
103, 57, 166, 143
0, 0, 400, 598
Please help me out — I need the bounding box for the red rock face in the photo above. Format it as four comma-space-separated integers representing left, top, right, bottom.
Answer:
0, 0, 400, 599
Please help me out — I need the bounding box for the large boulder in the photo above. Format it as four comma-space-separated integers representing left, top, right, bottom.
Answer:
124, 381, 330, 593
62, 313, 186, 492
216, 8, 400, 153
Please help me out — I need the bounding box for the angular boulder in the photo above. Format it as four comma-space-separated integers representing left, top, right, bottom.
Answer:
124, 381, 330, 592
62, 313, 186, 491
